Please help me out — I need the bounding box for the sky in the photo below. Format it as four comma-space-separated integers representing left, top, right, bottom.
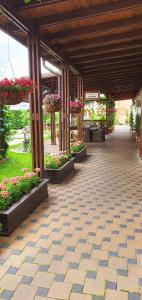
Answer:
0, 29, 29, 79
0, 29, 60, 80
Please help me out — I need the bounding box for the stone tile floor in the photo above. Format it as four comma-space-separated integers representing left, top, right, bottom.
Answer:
0, 126, 142, 300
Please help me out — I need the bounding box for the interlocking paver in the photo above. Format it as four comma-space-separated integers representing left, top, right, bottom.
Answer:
1, 126, 142, 299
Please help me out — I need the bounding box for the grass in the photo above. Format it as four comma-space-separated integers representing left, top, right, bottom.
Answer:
0, 130, 54, 182
0, 151, 32, 182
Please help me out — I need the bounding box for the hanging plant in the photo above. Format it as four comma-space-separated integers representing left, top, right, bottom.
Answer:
0, 78, 33, 105
44, 94, 62, 113
70, 100, 83, 114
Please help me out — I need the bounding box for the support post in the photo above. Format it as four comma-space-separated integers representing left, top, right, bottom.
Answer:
139, 100, 142, 157
58, 76, 63, 151
28, 31, 44, 177
51, 112, 56, 145
77, 77, 84, 140
61, 65, 70, 152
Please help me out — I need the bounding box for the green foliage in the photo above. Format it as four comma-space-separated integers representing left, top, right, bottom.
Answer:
125, 110, 130, 124
106, 100, 116, 128
71, 143, 86, 153
0, 105, 12, 159
135, 114, 141, 135
9, 110, 30, 130
45, 152, 72, 169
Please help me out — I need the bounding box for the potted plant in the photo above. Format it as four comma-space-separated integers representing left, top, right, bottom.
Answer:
106, 102, 116, 134
70, 100, 83, 114
0, 168, 48, 235
71, 140, 87, 162
44, 94, 61, 113
0, 78, 33, 105
44, 152, 75, 183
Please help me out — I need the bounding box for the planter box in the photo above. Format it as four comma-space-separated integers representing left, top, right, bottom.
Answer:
0, 179, 49, 236
72, 146, 87, 162
44, 158, 75, 183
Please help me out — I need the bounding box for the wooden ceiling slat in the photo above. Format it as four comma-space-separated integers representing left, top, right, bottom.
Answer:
57, 29, 142, 51
47, 15, 142, 42
31, 0, 142, 28
73, 48, 142, 64
80, 55, 142, 69
69, 40, 142, 58
82, 59, 142, 73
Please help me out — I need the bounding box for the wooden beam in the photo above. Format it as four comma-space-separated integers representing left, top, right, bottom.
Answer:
48, 15, 142, 42
83, 67, 142, 78
83, 70, 142, 80
79, 55, 142, 70
69, 41, 142, 59
34, 0, 142, 28
58, 29, 142, 51
83, 61, 142, 74
73, 48, 142, 64
17, 0, 67, 10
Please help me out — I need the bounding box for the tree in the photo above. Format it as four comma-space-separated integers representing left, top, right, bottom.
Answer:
0, 105, 11, 159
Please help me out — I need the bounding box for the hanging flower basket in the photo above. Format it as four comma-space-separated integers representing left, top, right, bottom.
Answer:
70, 100, 83, 114
0, 78, 33, 105
44, 94, 61, 113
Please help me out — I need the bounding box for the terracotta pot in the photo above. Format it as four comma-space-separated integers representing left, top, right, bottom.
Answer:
0, 94, 25, 105
70, 106, 81, 114
44, 103, 61, 113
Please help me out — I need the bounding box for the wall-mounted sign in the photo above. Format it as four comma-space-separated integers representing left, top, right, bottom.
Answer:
84, 91, 100, 101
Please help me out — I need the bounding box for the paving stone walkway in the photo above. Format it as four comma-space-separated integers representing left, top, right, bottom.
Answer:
0, 126, 142, 300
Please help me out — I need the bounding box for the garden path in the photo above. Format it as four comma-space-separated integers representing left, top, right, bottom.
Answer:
0, 125, 142, 300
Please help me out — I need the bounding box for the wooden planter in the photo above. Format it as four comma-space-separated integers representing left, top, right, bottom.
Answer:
70, 106, 81, 114
44, 103, 61, 113
0, 94, 25, 105
108, 128, 113, 133
72, 146, 87, 163
0, 179, 49, 236
44, 158, 75, 183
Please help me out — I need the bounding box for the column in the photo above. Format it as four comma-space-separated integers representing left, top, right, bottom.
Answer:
60, 65, 70, 152
28, 31, 44, 177
77, 77, 84, 140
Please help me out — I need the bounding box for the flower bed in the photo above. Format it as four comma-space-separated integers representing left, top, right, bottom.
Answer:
70, 100, 83, 114
44, 94, 61, 113
44, 152, 75, 183
0, 78, 33, 105
0, 169, 49, 235
71, 141, 87, 162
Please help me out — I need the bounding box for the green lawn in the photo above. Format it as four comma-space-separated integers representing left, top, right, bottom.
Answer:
0, 151, 32, 182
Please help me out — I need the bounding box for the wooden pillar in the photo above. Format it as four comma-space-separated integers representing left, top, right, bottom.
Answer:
51, 112, 56, 145
139, 100, 142, 157
61, 65, 70, 152
58, 76, 62, 151
77, 77, 84, 140
28, 31, 44, 177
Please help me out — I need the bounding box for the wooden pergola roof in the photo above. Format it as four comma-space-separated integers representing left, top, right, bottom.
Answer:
1, 0, 142, 99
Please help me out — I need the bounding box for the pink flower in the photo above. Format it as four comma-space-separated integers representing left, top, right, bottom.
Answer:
9, 178, 17, 185
1, 191, 9, 199
25, 172, 35, 179
34, 168, 40, 173
0, 184, 5, 190
70, 100, 83, 108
